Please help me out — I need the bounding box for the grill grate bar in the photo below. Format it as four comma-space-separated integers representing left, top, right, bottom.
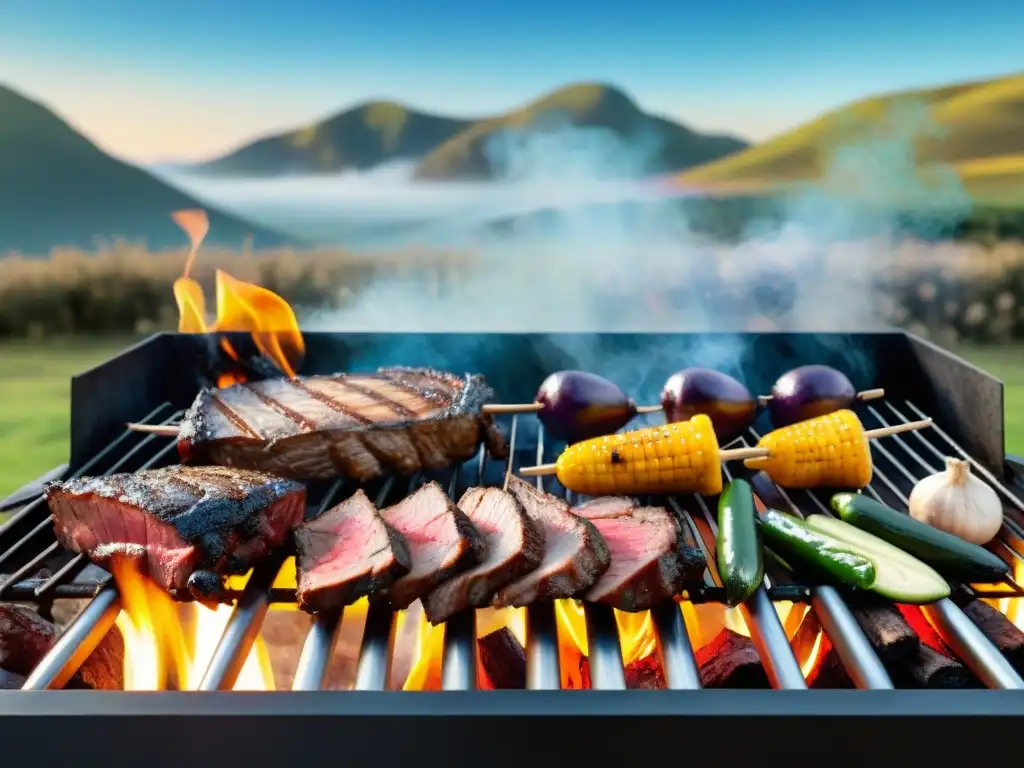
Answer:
525, 426, 562, 690
438, 449, 483, 691
583, 603, 626, 690
650, 601, 701, 689
525, 601, 561, 690
291, 479, 350, 691
753, 472, 895, 689
292, 608, 344, 691
197, 556, 282, 691
20, 587, 122, 690
353, 603, 398, 691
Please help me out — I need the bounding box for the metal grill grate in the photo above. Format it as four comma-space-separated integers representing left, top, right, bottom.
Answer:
2, 396, 1024, 692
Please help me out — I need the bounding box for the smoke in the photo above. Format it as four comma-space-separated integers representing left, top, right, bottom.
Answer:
293, 103, 972, 386
159, 103, 973, 389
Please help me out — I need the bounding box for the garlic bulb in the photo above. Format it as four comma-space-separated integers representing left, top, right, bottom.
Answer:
908, 457, 1003, 545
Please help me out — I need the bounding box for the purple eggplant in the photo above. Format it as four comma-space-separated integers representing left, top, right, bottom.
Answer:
660, 368, 757, 441
535, 370, 638, 443
764, 365, 857, 427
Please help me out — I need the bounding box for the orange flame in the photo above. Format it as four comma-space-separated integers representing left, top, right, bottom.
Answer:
111, 558, 274, 691
170, 209, 305, 383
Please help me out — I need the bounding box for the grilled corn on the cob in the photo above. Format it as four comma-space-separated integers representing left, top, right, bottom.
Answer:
553, 414, 723, 496
744, 408, 872, 489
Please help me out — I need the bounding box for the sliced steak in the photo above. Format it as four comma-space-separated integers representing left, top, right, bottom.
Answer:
376, 481, 487, 609
178, 367, 507, 483
295, 489, 411, 612
575, 496, 705, 612
46, 466, 305, 603
422, 487, 543, 624
492, 476, 611, 607
0, 604, 124, 689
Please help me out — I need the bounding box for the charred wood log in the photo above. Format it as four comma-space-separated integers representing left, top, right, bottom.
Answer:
959, 598, 1024, 675
844, 595, 919, 665
478, 627, 526, 689
792, 597, 975, 689
695, 628, 769, 688
0, 604, 124, 690
625, 654, 666, 689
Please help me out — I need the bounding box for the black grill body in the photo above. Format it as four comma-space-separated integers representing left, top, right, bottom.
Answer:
2, 331, 1024, 761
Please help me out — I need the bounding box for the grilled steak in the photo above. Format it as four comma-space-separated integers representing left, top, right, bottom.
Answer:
295, 489, 412, 612
178, 367, 507, 482
0, 604, 124, 689
376, 481, 487, 609
422, 487, 544, 624
575, 496, 705, 612
492, 477, 611, 607
46, 466, 305, 603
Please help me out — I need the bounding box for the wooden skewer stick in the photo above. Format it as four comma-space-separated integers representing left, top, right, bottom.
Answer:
480, 402, 663, 415
757, 388, 887, 407
519, 418, 932, 478
126, 423, 180, 436
863, 417, 931, 439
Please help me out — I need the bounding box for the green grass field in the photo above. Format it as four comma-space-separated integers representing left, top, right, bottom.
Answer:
1, 338, 1022, 503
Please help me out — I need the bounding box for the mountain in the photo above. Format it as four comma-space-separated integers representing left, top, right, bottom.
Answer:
0, 85, 294, 255
184, 101, 475, 178
413, 83, 748, 181
674, 72, 1024, 206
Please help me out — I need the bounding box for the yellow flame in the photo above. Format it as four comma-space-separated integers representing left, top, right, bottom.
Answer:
111, 557, 275, 691
169, 210, 305, 381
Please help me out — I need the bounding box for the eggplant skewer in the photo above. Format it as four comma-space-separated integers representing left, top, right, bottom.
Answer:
760, 365, 886, 427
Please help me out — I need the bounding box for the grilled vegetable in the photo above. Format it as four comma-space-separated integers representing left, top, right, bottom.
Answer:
535, 371, 638, 443
537, 414, 724, 496
831, 492, 1008, 582
765, 365, 858, 427
717, 479, 765, 606
908, 458, 1003, 546
760, 509, 951, 602
802, 514, 950, 603
758, 509, 876, 589
744, 409, 872, 489
661, 368, 757, 441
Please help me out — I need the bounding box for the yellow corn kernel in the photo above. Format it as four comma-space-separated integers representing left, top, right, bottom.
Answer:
554, 414, 723, 496
744, 409, 872, 489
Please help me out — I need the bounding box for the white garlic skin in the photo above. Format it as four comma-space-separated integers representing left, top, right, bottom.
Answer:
908, 457, 1003, 545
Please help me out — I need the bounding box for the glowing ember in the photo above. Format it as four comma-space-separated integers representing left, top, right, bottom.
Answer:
111, 558, 275, 691
169, 209, 305, 383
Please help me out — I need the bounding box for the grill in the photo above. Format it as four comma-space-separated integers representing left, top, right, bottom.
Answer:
3, 331, 1024, 758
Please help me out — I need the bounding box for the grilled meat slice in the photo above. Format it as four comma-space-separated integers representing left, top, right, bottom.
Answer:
492, 476, 610, 607
0, 604, 124, 689
422, 487, 544, 625
376, 481, 487, 609
178, 367, 507, 482
46, 466, 305, 603
295, 489, 412, 612
575, 496, 705, 612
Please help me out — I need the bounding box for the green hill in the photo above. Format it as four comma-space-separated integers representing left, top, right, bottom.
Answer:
187, 101, 475, 177
414, 82, 748, 181
675, 72, 1024, 206
0, 85, 293, 255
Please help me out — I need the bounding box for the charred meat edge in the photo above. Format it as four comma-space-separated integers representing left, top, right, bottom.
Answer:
179, 366, 507, 454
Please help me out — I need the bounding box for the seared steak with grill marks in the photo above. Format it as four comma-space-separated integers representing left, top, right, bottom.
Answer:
0, 604, 125, 689
574, 496, 705, 612
46, 466, 305, 603
178, 367, 507, 482
492, 476, 610, 607
422, 487, 543, 624
295, 489, 412, 612
376, 481, 487, 609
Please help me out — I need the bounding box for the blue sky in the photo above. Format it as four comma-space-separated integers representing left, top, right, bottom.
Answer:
1, 0, 1020, 163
